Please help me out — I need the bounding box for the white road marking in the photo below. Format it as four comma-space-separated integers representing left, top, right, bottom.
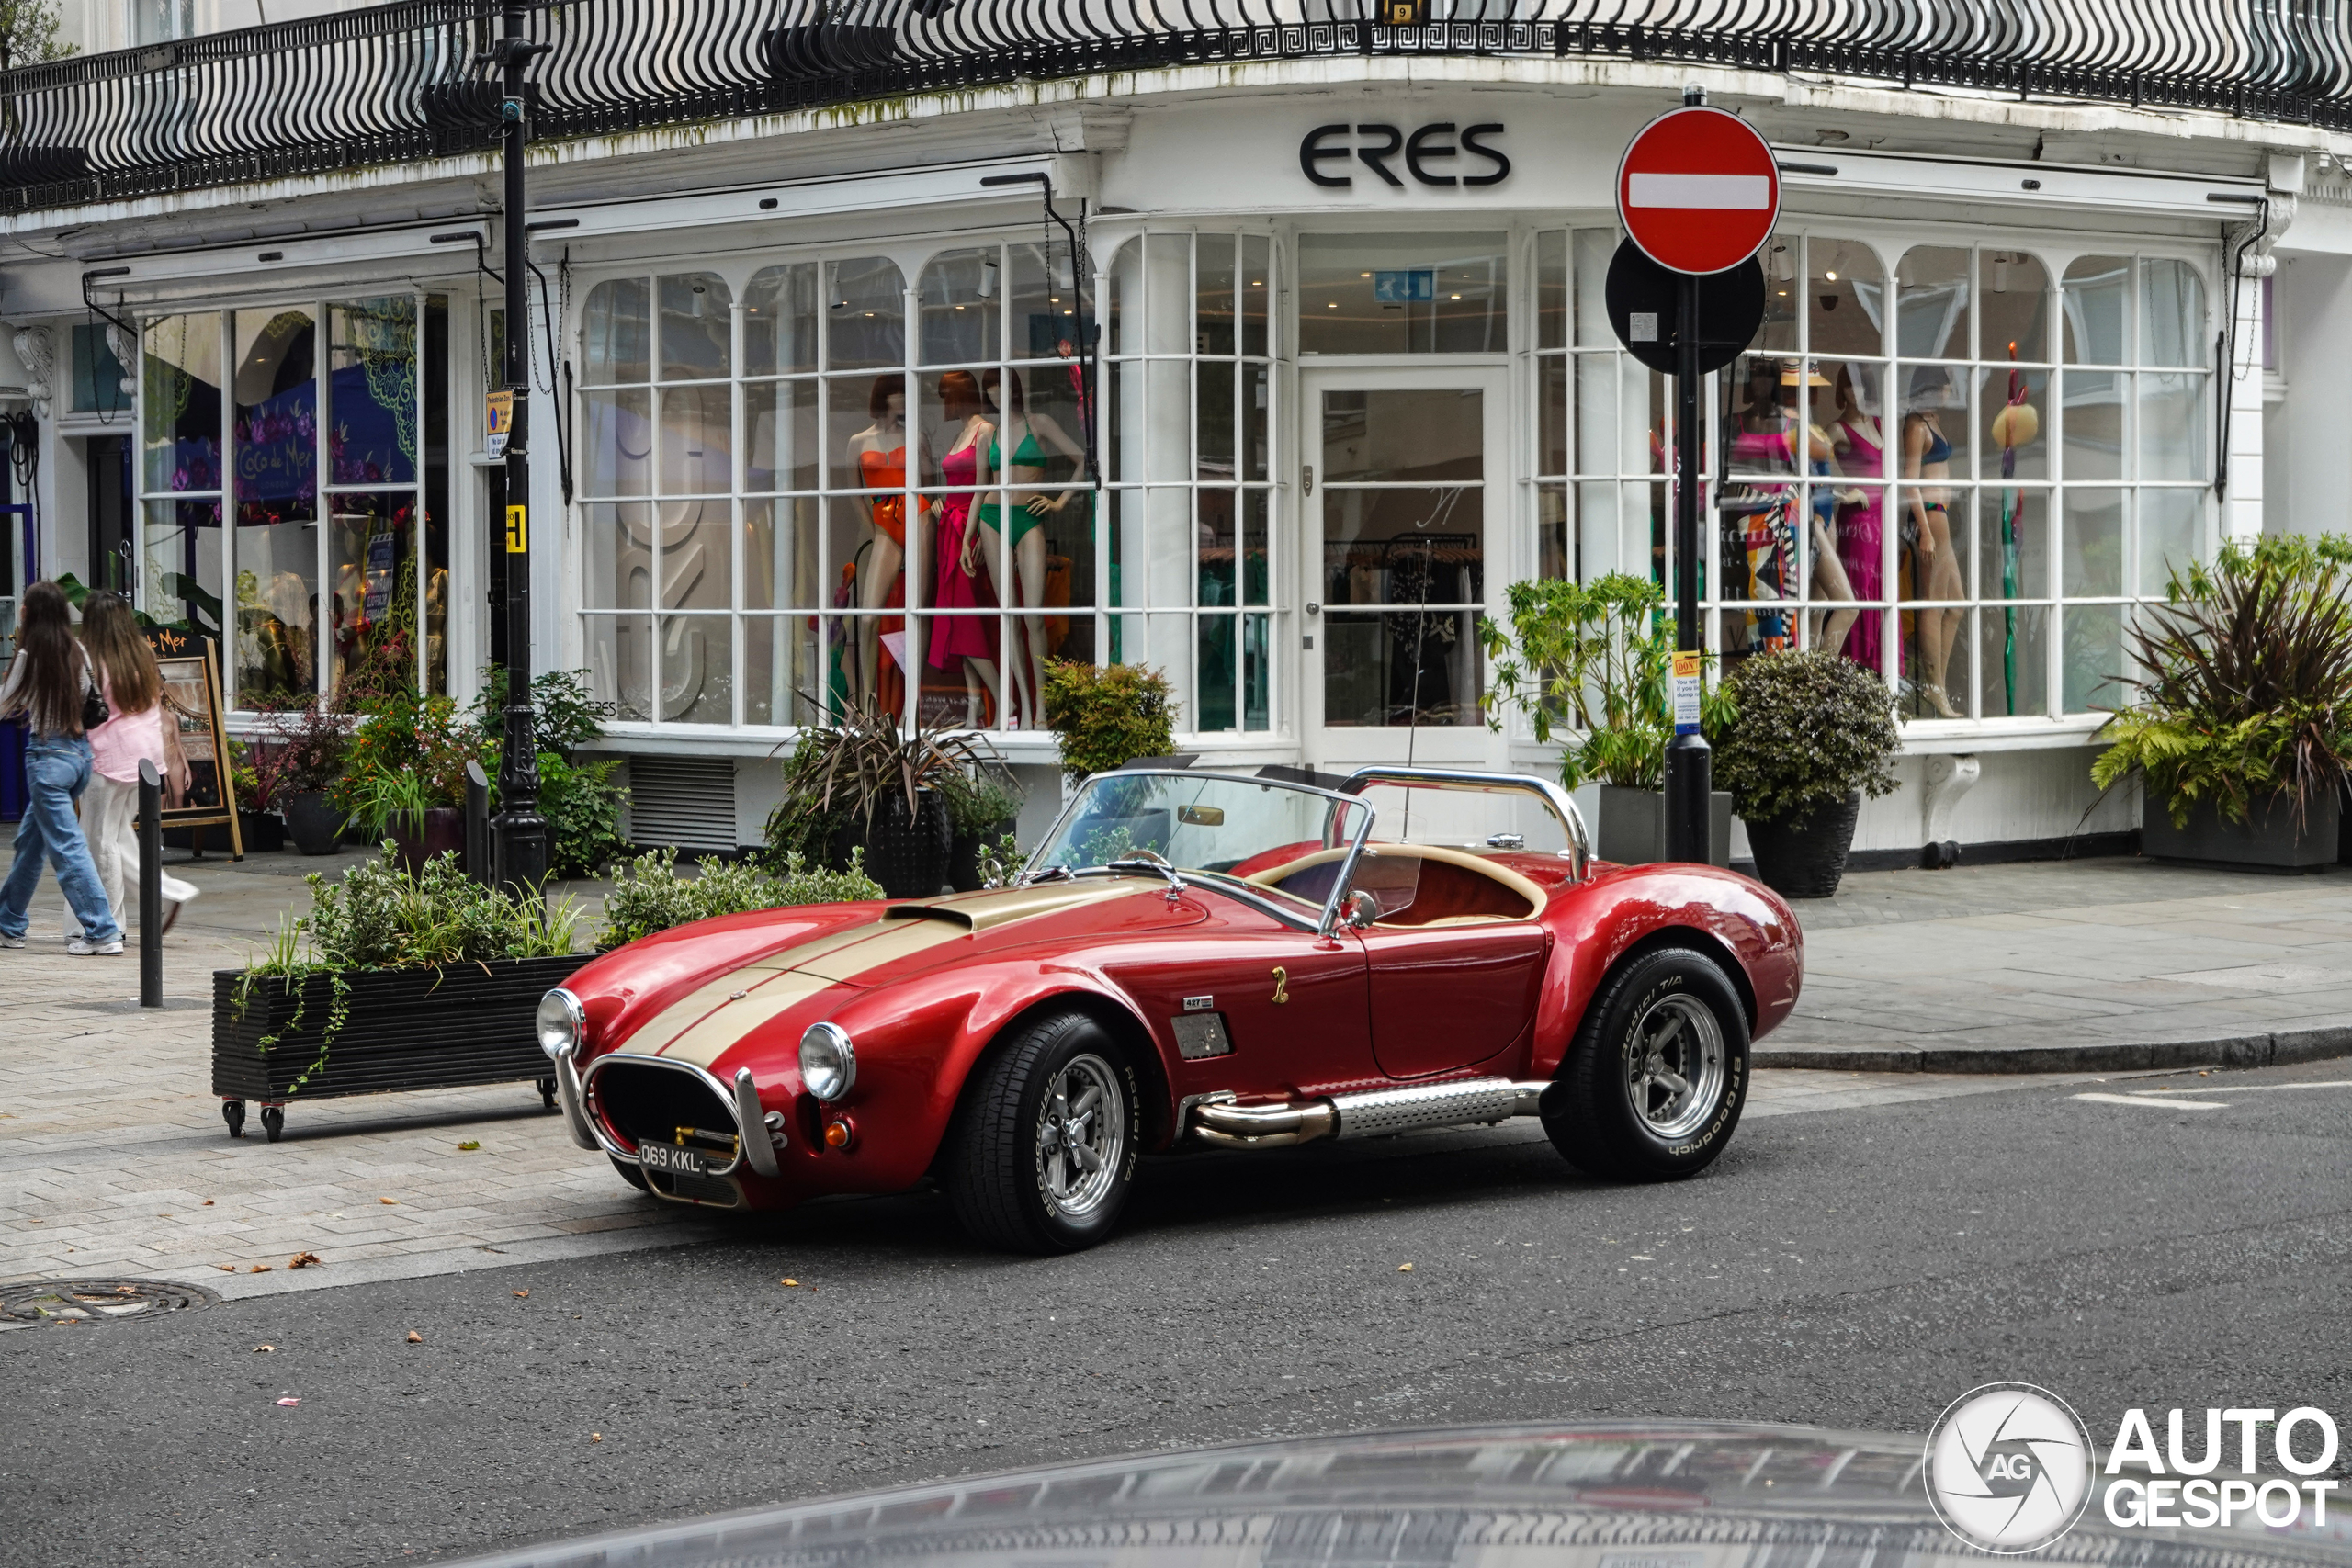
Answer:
2134, 1079, 2352, 1094
1626, 172, 1771, 209
2074, 1092, 2229, 1110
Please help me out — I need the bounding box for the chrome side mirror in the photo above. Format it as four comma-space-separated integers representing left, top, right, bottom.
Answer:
1343, 890, 1379, 931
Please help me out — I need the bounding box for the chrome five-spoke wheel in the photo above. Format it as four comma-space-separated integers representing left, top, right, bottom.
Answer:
1625, 991, 1727, 1142
1036, 1053, 1126, 1220
1542, 947, 1751, 1181
948, 1010, 1143, 1253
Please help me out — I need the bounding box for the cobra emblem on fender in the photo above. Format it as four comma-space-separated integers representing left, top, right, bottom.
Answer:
1271, 965, 1290, 1005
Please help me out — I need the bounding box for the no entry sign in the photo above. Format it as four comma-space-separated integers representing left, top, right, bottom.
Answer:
1616, 106, 1780, 276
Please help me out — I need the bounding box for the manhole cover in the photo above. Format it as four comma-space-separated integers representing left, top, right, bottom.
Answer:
0, 1279, 220, 1325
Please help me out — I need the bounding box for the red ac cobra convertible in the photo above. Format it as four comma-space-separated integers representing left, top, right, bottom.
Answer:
537, 768, 1803, 1253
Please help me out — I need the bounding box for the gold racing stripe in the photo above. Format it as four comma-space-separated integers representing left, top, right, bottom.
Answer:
660, 971, 842, 1068
621, 881, 1148, 1059
791, 917, 971, 982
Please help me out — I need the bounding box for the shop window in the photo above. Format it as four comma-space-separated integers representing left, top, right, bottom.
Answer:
1532, 228, 1668, 589
1529, 228, 2211, 736
1879, 243, 2208, 721
577, 241, 1097, 736
1104, 231, 1274, 735
135, 295, 444, 712
1297, 232, 1504, 355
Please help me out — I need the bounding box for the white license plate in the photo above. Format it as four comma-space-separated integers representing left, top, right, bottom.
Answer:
639, 1141, 705, 1178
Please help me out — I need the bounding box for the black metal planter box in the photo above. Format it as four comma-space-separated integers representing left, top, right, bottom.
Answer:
2142, 789, 2342, 874
211, 954, 589, 1141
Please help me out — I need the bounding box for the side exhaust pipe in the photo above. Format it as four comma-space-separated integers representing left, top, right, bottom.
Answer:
1190, 1077, 1546, 1149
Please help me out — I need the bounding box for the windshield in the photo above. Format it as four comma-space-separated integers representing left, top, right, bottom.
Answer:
1030, 772, 1373, 909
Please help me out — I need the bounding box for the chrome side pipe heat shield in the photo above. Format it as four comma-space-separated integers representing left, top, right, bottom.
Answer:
1189, 1077, 1547, 1149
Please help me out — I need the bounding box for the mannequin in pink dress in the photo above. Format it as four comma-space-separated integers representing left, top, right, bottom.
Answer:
928, 369, 997, 727
1829, 366, 1884, 672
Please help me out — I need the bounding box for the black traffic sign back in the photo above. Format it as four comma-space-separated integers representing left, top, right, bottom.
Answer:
1604, 237, 1766, 376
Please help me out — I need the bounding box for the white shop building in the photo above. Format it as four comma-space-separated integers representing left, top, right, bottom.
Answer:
0, 8, 2342, 863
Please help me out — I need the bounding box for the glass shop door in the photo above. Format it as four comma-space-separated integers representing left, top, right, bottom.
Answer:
1298, 366, 1507, 774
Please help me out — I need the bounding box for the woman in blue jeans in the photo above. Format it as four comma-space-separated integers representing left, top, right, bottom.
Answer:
0, 581, 124, 954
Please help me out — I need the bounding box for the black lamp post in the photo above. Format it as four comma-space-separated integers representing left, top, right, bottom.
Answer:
487, 0, 549, 894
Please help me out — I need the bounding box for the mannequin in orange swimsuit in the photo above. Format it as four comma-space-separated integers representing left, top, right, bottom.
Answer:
847, 374, 919, 703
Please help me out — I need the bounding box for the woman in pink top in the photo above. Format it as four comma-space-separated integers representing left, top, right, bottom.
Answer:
79, 592, 197, 932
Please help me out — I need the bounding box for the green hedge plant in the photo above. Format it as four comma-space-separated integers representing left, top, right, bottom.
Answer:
600, 847, 885, 946
1713, 649, 1900, 827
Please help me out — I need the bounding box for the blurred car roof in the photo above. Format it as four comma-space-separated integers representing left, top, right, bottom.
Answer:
447, 1421, 2352, 1568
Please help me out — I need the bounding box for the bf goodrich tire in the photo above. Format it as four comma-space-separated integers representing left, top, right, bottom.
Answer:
946, 1011, 1142, 1254
1544, 945, 1748, 1181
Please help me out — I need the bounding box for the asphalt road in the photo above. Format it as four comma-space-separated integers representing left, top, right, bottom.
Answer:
9, 1060, 2352, 1566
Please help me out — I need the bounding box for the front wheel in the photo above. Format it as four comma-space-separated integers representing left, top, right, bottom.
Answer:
945, 1011, 1141, 1254
1544, 945, 1748, 1181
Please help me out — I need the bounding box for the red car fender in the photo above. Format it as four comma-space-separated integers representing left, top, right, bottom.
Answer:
808, 957, 1166, 1188
1527, 864, 1803, 1080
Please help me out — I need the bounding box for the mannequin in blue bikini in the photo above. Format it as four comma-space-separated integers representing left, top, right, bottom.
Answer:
974, 367, 1091, 729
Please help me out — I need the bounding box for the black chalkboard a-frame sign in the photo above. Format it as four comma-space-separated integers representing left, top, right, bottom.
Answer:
141, 627, 243, 860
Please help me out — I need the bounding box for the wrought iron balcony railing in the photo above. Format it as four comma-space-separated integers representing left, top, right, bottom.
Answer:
3, 0, 2346, 218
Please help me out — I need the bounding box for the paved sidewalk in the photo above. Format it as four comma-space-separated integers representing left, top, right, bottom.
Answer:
1768, 859, 2352, 1072
4, 844, 2346, 1303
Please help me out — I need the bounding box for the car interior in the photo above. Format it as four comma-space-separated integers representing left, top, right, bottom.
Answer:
1243, 845, 1546, 926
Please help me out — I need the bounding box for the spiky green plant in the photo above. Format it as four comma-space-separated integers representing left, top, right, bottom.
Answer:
2094, 554, 2352, 828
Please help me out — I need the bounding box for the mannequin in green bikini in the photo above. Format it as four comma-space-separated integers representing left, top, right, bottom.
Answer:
975, 367, 1090, 729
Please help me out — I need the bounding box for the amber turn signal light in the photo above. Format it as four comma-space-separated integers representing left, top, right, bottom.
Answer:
822, 1118, 854, 1150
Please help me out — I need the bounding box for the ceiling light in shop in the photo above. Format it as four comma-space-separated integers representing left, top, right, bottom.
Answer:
1360, 272, 1372, 278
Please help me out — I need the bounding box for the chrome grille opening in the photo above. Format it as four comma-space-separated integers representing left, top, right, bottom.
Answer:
590, 1058, 741, 1165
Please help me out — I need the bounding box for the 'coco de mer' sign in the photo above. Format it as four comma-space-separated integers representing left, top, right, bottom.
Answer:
1299, 122, 1510, 189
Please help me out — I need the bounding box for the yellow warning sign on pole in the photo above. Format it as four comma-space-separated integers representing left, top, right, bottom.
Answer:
505, 504, 527, 555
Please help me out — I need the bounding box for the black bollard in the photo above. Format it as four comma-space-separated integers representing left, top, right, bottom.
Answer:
465, 759, 491, 884
138, 757, 162, 1009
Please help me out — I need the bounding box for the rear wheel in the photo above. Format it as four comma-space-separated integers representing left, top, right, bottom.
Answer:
1544, 946, 1748, 1181
946, 1011, 1141, 1254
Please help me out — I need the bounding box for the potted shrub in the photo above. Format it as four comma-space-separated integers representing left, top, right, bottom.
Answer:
336, 686, 482, 874
1481, 573, 1734, 865
227, 741, 288, 852
1713, 649, 1901, 898
763, 695, 992, 898
1041, 660, 1178, 782
2094, 547, 2352, 872
213, 848, 586, 1141
469, 668, 629, 879
943, 767, 1026, 893
599, 846, 884, 946
255, 705, 352, 856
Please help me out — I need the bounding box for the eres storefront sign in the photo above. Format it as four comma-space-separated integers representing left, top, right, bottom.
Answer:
1299, 122, 1509, 189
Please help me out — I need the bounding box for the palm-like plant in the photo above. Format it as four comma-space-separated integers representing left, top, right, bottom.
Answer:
766, 694, 999, 862
2093, 554, 2352, 827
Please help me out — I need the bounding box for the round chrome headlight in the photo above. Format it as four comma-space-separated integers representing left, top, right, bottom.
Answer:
537, 988, 585, 1061
799, 1021, 856, 1101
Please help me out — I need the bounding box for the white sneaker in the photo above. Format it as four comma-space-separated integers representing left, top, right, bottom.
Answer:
0, 935, 23, 949
67, 937, 124, 956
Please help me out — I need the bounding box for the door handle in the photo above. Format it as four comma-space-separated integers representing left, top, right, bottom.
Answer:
1301, 464, 1314, 497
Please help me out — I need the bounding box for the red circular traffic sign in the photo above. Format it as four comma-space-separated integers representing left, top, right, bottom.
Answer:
1615, 106, 1781, 276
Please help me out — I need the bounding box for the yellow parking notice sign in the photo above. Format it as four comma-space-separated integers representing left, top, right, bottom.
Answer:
505, 503, 527, 554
